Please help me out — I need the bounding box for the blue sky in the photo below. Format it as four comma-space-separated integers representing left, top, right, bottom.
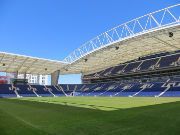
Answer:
0, 0, 179, 84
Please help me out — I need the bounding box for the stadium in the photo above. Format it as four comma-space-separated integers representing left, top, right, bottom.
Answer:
0, 3, 180, 135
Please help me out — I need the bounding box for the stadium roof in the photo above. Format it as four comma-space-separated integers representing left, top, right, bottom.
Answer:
62, 24, 180, 75
0, 4, 179, 75
0, 52, 67, 75
62, 4, 180, 75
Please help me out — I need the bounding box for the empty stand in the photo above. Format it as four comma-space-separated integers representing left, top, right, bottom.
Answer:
16, 84, 36, 97
110, 65, 126, 75
0, 84, 16, 98
0, 52, 180, 98
158, 54, 180, 68
138, 58, 159, 71
83, 52, 180, 81
0, 77, 180, 97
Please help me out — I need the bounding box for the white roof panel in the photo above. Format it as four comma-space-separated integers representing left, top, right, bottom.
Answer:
0, 52, 67, 75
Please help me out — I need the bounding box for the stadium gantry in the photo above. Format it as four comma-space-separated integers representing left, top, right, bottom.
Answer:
0, 4, 180, 98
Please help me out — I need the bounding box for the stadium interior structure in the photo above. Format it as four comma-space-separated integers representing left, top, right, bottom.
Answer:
0, 4, 180, 98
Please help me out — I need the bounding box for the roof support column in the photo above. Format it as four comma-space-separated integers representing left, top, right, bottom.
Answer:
23, 73, 27, 79
14, 71, 18, 79
37, 74, 40, 84
51, 70, 60, 85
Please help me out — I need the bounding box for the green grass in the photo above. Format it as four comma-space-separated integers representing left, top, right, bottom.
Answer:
0, 97, 180, 135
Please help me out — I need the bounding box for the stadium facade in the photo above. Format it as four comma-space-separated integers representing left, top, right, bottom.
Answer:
0, 4, 180, 98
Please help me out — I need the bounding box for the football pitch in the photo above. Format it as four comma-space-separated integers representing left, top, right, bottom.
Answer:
0, 97, 180, 135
